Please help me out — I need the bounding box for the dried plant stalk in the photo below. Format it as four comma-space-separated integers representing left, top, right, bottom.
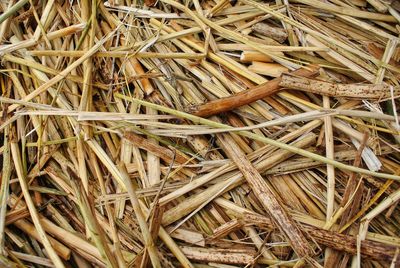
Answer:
240, 51, 273, 62
10, 142, 65, 267
252, 22, 288, 43
279, 74, 399, 99
187, 65, 319, 117
1, 0, 400, 267
217, 132, 316, 258
248, 62, 289, 77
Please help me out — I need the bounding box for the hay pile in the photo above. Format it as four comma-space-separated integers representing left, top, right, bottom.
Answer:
1, 0, 400, 267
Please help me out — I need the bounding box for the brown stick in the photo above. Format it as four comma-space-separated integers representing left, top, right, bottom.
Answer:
305, 226, 398, 263
123, 132, 190, 165
180, 246, 256, 265
243, 213, 399, 262
187, 65, 319, 117
217, 132, 316, 258
279, 74, 399, 99
339, 133, 369, 227
252, 22, 288, 43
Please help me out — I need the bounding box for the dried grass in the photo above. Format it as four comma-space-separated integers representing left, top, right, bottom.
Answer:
0, 0, 400, 267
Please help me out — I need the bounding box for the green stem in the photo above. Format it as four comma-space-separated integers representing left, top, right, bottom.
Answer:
0, 0, 30, 25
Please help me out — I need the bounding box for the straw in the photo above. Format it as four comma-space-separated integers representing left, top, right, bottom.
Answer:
1, 0, 400, 266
